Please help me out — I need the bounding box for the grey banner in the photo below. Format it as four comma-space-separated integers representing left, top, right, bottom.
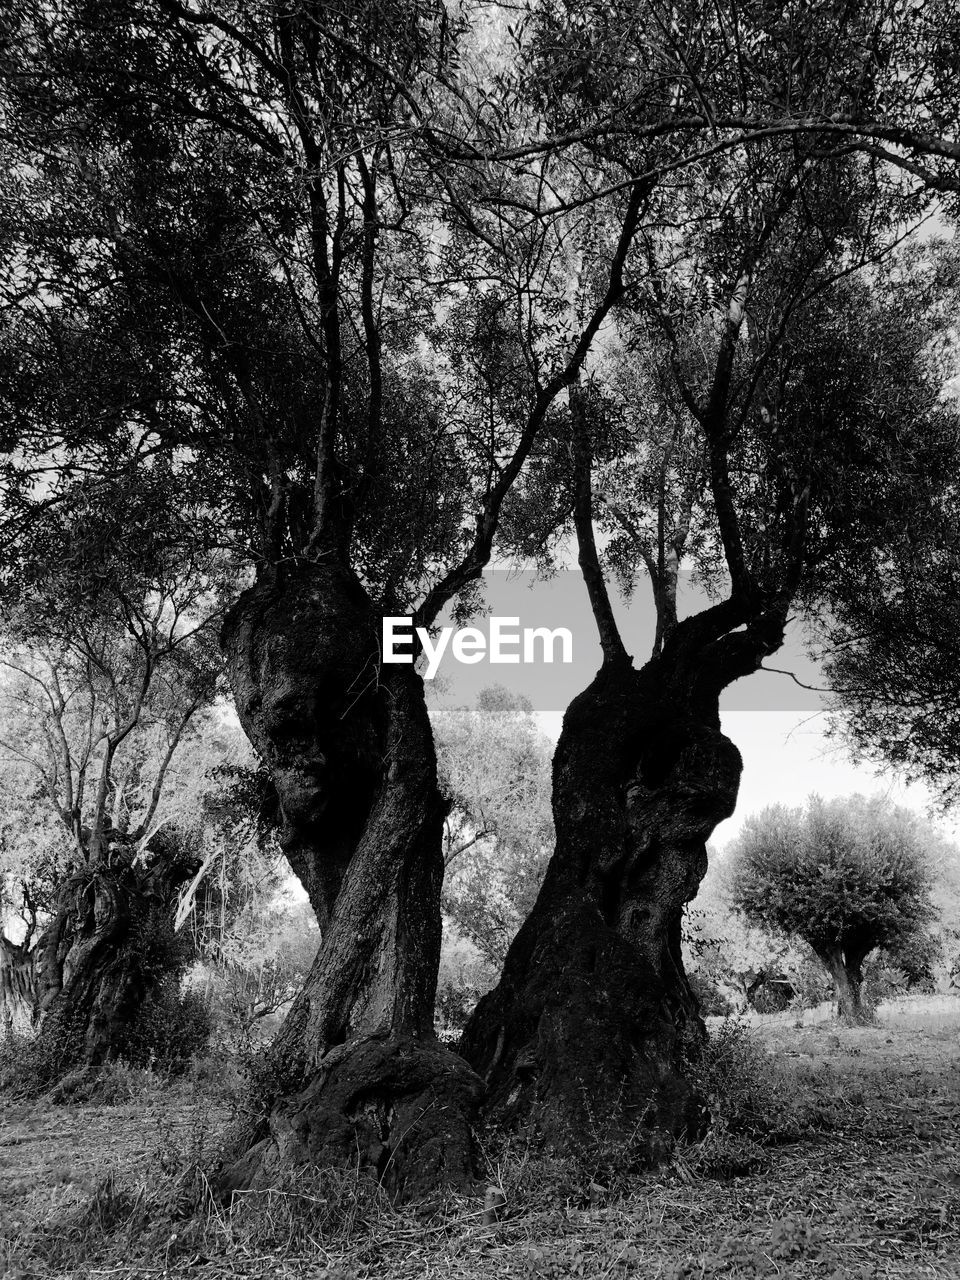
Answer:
419, 570, 825, 713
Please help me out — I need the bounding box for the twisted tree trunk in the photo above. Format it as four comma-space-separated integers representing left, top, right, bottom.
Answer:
1, 935, 37, 1037
34, 845, 195, 1075
823, 947, 870, 1025
222, 560, 386, 926
460, 610, 782, 1160
220, 563, 482, 1199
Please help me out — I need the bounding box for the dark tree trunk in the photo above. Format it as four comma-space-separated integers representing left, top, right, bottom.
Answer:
824, 949, 870, 1025
1, 936, 37, 1037
460, 612, 775, 1158
745, 971, 768, 1006
218, 624, 482, 1200
221, 560, 387, 926
33, 846, 195, 1076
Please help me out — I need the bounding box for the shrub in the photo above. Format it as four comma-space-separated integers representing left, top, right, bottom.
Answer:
689, 1020, 789, 1141
0, 984, 211, 1098
688, 971, 733, 1017
752, 980, 793, 1014
0, 1007, 89, 1096
116, 981, 212, 1074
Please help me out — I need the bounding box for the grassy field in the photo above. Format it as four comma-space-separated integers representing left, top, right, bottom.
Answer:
2, 1002, 959, 1279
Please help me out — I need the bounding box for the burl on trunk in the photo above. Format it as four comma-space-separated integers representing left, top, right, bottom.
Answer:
222, 560, 386, 927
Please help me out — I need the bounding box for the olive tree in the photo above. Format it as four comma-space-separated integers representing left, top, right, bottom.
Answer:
1, 0, 686, 1193
0, 477, 221, 1072
462, 138, 960, 1148
6, 0, 960, 1191
727, 795, 940, 1023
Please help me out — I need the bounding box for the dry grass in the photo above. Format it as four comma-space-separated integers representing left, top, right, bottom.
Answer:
2, 1008, 959, 1279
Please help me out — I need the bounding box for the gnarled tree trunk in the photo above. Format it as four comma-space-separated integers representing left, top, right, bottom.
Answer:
461, 607, 782, 1161
220, 564, 482, 1199
34, 844, 195, 1075
222, 560, 387, 926
823, 947, 870, 1025
1, 935, 38, 1037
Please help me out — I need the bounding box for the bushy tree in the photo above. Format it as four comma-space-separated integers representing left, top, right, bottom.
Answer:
434, 687, 553, 968
728, 796, 941, 1023
0, 515, 222, 1071
429, 687, 553, 1031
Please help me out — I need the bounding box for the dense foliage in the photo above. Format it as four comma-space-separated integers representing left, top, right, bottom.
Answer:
728, 795, 941, 1022
4, 0, 960, 1194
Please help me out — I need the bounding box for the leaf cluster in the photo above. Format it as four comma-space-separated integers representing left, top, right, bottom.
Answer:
728, 794, 941, 963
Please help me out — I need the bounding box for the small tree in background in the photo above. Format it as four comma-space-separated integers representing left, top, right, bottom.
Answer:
685, 899, 804, 1016
430, 687, 553, 1030
684, 855, 832, 1017
434, 688, 553, 971
201, 899, 319, 1047
163, 745, 320, 1047
728, 796, 941, 1024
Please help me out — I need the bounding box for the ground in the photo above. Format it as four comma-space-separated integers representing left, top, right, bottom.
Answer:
1, 998, 959, 1279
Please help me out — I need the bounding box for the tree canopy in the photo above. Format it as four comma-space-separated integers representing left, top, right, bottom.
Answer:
728, 794, 942, 1022
5, 0, 960, 1194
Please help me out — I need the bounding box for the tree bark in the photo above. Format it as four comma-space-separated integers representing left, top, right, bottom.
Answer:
217, 654, 482, 1201
221, 560, 387, 926
824, 949, 870, 1025
1, 936, 37, 1037
459, 590, 789, 1159
460, 646, 744, 1158
33, 843, 195, 1076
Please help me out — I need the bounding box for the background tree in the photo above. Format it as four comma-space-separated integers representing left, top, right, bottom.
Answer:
811, 244, 960, 806
0, 492, 221, 1076
728, 795, 941, 1024
171, 749, 321, 1045
426, 687, 554, 1032
434, 687, 553, 969
683, 872, 812, 1016
199, 898, 320, 1046
0, 798, 70, 1035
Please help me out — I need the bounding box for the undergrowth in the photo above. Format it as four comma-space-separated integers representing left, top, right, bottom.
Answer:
2, 1018, 958, 1278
